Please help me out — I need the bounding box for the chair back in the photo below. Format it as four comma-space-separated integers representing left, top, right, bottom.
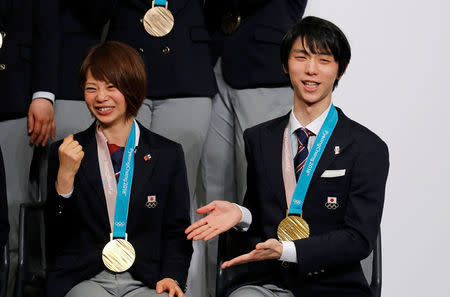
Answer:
15, 202, 46, 297
1, 243, 9, 297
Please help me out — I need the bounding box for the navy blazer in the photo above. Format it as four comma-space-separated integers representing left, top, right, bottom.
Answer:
205, 0, 307, 89
0, 148, 9, 250
0, 0, 58, 120
104, 0, 217, 99
242, 108, 389, 297
45, 122, 193, 297
55, 0, 109, 100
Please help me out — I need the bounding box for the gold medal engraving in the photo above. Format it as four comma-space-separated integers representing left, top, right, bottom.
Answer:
143, 1, 174, 37
221, 13, 241, 35
102, 236, 136, 272
277, 215, 310, 241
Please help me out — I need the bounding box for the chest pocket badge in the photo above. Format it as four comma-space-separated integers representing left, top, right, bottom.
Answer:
146, 195, 158, 208
325, 197, 339, 210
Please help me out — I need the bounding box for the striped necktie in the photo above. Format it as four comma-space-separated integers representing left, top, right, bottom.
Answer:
294, 128, 313, 181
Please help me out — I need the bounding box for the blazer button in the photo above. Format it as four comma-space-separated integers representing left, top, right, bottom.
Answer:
138, 48, 144, 53
307, 272, 312, 276
162, 46, 170, 55
0, 64, 6, 71
281, 261, 289, 268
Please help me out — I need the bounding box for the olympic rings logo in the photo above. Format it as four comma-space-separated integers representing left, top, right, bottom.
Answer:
325, 202, 339, 210
146, 201, 158, 208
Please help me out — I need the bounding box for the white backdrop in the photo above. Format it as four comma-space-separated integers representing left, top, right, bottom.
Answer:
304, 1, 450, 296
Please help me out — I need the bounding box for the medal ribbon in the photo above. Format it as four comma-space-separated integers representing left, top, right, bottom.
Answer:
112, 121, 136, 238
288, 105, 338, 215
97, 121, 139, 237
154, 0, 167, 6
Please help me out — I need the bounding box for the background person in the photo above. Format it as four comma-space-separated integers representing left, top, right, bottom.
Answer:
0, 0, 58, 293
101, 2, 217, 294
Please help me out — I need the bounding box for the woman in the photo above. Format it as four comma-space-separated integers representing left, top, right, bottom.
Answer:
45, 41, 192, 297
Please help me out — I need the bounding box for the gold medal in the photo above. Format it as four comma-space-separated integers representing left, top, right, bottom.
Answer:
102, 234, 136, 272
221, 12, 241, 35
143, 1, 174, 37
277, 212, 310, 241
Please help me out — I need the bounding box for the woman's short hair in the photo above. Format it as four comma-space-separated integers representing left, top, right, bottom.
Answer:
280, 16, 351, 90
80, 41, 147, 118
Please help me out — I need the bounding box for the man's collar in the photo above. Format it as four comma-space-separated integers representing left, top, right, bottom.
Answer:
290, 103, 332, 135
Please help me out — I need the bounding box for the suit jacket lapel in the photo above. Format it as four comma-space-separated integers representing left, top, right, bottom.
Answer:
309, 108, 355, 186
261, 108, 355, 211
127, 124, 160, 231
77, 124, 110, 230
262, 113, 290, 211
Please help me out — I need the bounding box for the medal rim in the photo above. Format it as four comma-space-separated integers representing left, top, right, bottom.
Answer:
143, 6, 174, 37
277, 215, 310, 241
102, 238, 136, 273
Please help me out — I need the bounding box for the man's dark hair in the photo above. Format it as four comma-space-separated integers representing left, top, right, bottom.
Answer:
80, 41, 147, 118
280, 16, 351, 89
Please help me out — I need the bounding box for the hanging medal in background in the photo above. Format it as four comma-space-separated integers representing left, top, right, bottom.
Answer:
143, 0, 174, 37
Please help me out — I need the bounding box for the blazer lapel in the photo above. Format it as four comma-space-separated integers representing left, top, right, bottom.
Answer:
262, 113, 290, 211
127, 124, 160, 230
309, 108, 355, 186
76, 124, 110, 229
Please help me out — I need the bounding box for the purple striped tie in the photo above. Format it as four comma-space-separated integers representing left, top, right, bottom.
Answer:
294, 128, 313, 181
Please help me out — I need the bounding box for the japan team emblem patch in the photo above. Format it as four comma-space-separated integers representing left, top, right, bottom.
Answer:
334, 146, 340, 155
325, 197, 339, 210
146, 195, 157, 208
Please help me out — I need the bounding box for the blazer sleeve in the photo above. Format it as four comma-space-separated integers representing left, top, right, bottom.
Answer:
160, 143, 193, 289
293, 135, 390, 275
45, 140, 77, 262
32, 0, 59, 94
242, 129, 263, 237
0, 148, 9, 250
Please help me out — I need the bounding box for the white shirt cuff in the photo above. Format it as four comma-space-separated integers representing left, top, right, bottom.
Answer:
56, 183, 73, 198
32, 91, 55, 103
233, 204, 252, 231
279, 241, 298, 263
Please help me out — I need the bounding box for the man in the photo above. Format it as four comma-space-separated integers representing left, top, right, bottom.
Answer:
201, 1, 307, 294
186, 16, 389, 296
